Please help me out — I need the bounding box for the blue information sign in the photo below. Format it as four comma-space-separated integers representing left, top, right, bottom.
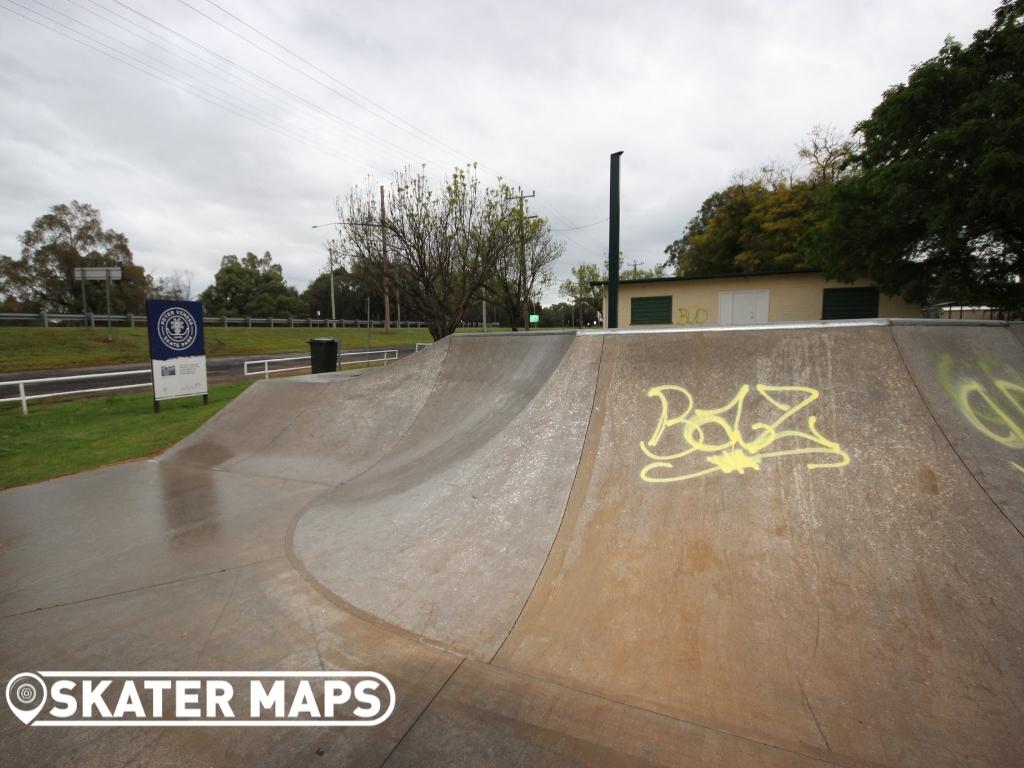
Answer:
146, 299, 206, 360
146, 300, 208, 403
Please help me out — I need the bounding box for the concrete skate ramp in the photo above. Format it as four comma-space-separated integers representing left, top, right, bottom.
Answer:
492, 324, 1024, 768
4, 322, 1024, 768
162, 339, 450, 485
292, 332, 597, 659
1011, 321, 1024, 346
892, 322, 1024, 533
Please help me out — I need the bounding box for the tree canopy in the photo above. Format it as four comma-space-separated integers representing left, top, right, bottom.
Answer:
337, 166, 549, 340
199, 252, 306, 317
665, 2, 1024, 313
0, 201, 151, 313
485, 203, 562, 332
664, 176, 824, 277
813, 0, 1024, 309
558, 263, 604, 327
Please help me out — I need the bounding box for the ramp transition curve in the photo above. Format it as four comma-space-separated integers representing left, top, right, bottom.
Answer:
1, 321, 1022, 768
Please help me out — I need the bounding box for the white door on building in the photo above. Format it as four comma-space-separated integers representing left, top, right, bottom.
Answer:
718, 290, 770, 325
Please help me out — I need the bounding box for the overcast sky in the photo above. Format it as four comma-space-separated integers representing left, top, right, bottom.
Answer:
0, 0, 998, 305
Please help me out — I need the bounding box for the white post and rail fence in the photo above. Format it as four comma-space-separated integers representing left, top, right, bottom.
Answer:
0, 311, 430, 329
1, 348, 408, 415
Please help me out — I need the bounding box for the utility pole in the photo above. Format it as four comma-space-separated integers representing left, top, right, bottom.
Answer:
380, 185, 390, 335
505, 187, 536, 331
482, 299, 487, 332
327, 244, 337, 328
627, 260, 641, 280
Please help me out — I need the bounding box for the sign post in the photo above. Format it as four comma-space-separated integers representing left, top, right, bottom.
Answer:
146, 299, 208, 413
529, 313, 540, 328
74, 267, 122, 340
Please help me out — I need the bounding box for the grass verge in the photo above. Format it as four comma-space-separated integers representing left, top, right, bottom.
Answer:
0, 326, 515, 373
0, 381, 252, 489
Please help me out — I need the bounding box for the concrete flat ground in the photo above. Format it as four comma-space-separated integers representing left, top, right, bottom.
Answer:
1, 321, 1022, 767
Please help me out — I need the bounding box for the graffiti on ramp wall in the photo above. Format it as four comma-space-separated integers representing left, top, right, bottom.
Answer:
639, 384, 849, 483
938, 354, 1024, 477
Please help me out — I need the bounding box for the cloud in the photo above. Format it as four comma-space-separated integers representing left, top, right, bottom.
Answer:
0, 0, 998, 305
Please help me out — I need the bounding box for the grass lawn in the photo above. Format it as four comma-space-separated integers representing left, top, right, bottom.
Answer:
0, 325, 516, 373
0, 381, 252, 489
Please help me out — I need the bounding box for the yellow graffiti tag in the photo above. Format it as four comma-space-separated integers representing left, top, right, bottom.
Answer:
938, 355, 1024, 478
640, 384, 849, 483
676, 307, 709, 326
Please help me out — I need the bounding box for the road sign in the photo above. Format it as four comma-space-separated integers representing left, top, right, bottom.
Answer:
74, 267, 122, 281
146, 299, 207, 410
529, 314, 540, 324
74, 267, 123, 340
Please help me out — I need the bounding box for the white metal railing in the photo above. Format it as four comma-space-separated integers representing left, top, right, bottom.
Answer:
415, 342, 433, 352
243, 349, 399, 380
0, 349, 403, 415
0, 369, 151, 415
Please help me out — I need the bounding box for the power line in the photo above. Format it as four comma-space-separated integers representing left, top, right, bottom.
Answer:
11, 0, 609, 252
180, 1, 605, 238
105, 0, 442, 170
551, 217, 608, 232
173, 0, 456, 171
0, 1, 392, 174
198, 0, 477, 169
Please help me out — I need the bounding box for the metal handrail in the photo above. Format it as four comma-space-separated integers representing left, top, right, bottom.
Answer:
244, 349, 399, 380
1, 348, 403, 414
0, 369, 151, 415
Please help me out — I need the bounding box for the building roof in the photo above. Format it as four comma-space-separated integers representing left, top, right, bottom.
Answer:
589, 268, 823, 287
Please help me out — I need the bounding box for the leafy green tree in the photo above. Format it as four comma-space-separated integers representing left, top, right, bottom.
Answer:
558, 263, 604, 327
199, 252, 305, 317
485, 203, 562, 332
301, 263, 414, 322
664, 177, 829, 278
538, 301, 585, 328
0, 201, 151, 313
622, 261, 667, 280
815, 0, 1024, 311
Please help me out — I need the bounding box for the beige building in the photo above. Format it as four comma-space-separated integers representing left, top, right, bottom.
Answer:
595, 270, 922, 329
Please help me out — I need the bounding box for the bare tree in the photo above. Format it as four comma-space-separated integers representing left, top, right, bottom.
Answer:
730, 160, 798, 191
798, 124, 858, 185
153, 269, 194, 300
337, 166, 518, 341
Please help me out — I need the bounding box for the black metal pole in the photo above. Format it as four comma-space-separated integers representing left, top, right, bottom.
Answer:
608, 151, 623, 329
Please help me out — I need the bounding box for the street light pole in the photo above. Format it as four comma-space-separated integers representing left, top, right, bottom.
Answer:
380, 185, 390, 335
327, 245, 337, 328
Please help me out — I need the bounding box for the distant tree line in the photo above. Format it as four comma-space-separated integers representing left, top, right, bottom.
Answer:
0, 167, 567, 339
663, 0, 1024, 315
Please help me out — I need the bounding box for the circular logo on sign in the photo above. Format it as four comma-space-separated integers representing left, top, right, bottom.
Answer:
157, 307, 198, 351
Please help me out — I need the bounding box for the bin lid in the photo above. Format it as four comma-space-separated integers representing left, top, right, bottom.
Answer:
307, 337, 339, 343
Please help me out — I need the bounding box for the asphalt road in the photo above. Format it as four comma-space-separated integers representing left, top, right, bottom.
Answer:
0, 345, 419, 399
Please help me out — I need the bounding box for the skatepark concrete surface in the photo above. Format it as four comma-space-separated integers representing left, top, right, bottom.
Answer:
1, 321, 1022, 767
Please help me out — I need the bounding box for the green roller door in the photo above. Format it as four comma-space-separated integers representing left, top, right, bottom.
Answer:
822, 287, 879, 320
631, 296, 672, 325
